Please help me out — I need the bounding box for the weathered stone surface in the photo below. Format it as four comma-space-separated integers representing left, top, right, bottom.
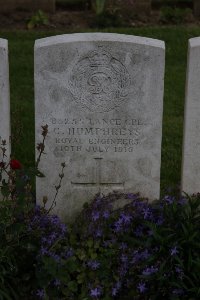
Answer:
35, 33, 165, 221
0, 39, 10, 162
182, 37, 200, 194
0, 0, 55, 13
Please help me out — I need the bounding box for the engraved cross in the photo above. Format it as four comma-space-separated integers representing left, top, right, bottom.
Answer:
71, 158, 124, 193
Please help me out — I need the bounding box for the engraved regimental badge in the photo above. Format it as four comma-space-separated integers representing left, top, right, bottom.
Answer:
69, 47, 130, 113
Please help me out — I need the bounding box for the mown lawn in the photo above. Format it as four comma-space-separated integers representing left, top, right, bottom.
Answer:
1, 26, 200, 195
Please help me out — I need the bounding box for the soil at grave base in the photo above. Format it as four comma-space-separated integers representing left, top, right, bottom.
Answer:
0, 7, 200, 31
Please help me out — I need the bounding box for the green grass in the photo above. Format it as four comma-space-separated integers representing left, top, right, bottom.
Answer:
1, 26, 200, 195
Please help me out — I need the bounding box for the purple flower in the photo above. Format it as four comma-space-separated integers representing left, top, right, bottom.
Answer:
134, 225, 144, 237
178, 197, 187, 205
163, 195, 175, 204
141, 249, 150, 259
175, 266, 182, 274
103, 210, 110, 219
90, 287, 102, 298
87, 260, 100, 270
137, 282, 147, 293
127, 193, 139, 200
172, 288, 185, 295
64, 247, 74, 258
94, 195, 102, 204
120, 254, 128, 263
147, 229, 153, 236
103, 240, 111, 248
60, 223, 67, 234
94, 228, 103, 238
92, 211, 100, 221
41, 236, 53, 246
142, 207, 152, 220
50, 214, 59, 223
34, 204, 41, 213
175, 266, 184, 279
142, 265, 158, 276
131, 250, 140, 264
119, 242, 127, 250
36, 289, 45, 299
50, 253, 60, 262
40, 247, 49, 256
132, 249, 150, 264
133, 199, 148, 212
119, 267, 127, 277
54, 279, 61, 286
170, 246, 179, 256
113, 219, 123, 233
111, 281, 121, 296
155, 215, 164, 225
120, 213, 132, 225
119, 251, 129, 277
50, 232, 57, 240
111, 287, 118, 296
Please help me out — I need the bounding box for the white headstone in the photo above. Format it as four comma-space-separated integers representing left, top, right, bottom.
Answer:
182, 37, 200, 194
35, 33, 165, 220
0, 38, 10, 162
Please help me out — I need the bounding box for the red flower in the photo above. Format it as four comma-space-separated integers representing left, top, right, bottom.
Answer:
10, 159, 22, 170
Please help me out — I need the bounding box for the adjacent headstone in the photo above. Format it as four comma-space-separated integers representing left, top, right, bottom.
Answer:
182, 37, 200, 194
35, 33, 165, 221
0, 39, 10, 163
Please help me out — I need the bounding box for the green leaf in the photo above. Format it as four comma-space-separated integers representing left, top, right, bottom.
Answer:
65, 257, 79, 273
87, 239, 93, 248
67, 281, 78, 292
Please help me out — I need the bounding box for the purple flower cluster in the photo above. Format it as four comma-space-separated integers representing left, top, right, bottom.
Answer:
28, 205, 69, 297
113, 213, 132, 233
29, 205, 67, 238
31, 192, 191, 299
83, 194, 113, 239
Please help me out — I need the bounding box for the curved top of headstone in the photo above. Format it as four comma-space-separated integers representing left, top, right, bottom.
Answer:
188, 37, 200, 48
0, 38, 8, 49
35, 33, 165, 50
